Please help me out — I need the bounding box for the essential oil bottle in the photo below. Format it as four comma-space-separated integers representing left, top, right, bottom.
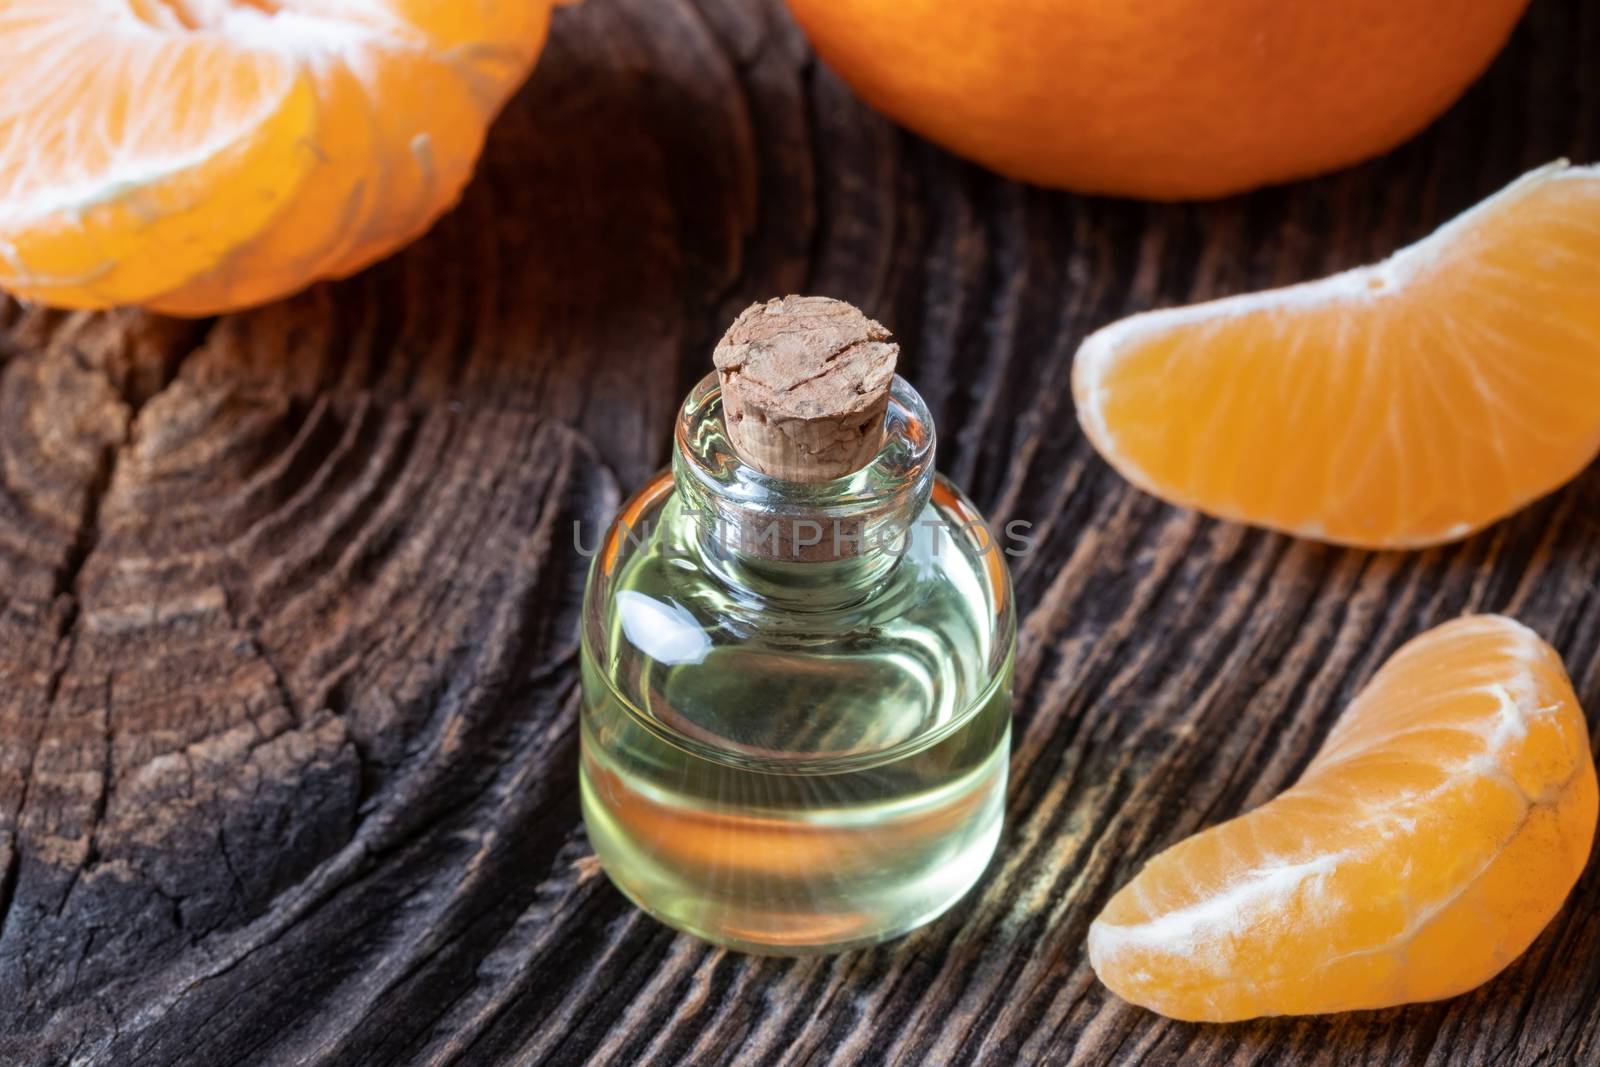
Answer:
579, 296, 1015, 954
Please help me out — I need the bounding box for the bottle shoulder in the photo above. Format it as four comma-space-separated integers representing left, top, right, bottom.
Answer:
588, 473, 1011, 644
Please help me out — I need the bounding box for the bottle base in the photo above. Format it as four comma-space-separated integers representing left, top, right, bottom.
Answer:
579, 743, 1008, 957
598, 865, 996, 957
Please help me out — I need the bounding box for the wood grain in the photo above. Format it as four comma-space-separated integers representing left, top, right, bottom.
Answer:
1, 0, 1598, 1063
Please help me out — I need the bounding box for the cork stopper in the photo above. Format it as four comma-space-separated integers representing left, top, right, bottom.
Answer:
713, 296, 898, 483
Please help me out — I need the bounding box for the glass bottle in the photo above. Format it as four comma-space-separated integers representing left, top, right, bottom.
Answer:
579, 298, 1014, 955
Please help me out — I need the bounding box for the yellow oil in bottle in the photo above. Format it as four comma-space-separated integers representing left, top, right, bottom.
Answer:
579, 372, 1014, 954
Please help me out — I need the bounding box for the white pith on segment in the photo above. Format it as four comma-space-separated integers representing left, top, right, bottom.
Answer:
0, 0, 553, 310
1086, 615, 1595, 1019
1070, 161, 1600, 548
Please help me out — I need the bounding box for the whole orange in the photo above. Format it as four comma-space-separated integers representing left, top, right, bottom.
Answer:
784, 0, 1532, 199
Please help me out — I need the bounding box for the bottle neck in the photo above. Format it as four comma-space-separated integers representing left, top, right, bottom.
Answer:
671, 372, 936, 607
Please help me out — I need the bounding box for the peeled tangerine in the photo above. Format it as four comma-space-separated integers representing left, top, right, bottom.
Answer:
1073, 162, 1600, 549
1089, 615, 1597, 1021
0, 1, 565, 316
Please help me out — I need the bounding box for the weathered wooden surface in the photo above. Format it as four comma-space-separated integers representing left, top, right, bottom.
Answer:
1, 0, 1597, 1063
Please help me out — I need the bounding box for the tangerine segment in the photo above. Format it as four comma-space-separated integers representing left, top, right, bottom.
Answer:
1088, 615, 1597, 1022
0, 1, 558, 315
1073, 162, 1600, 549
